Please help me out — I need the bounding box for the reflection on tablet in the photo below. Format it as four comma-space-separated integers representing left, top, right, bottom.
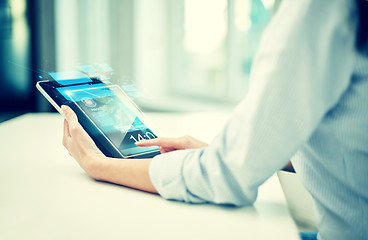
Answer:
66, 85, 159, 157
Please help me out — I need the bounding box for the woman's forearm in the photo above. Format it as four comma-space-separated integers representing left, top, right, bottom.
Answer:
87, 155, 157, 194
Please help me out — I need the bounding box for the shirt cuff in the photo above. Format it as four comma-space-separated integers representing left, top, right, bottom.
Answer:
149, 149, 205, 203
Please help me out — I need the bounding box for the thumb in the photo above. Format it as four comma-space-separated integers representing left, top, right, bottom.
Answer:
61, 105, 79, 130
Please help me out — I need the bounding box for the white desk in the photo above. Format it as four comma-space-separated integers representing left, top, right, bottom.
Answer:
0, 113, 300, 240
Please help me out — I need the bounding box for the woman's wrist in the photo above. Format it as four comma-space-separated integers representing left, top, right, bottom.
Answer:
82, 153, 110, 180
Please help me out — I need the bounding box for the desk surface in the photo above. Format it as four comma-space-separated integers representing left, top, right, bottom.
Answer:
0, 113, 299, 240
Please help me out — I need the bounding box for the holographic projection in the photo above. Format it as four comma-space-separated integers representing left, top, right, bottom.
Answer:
33, 63, 159, 158
66, 85, 159, 156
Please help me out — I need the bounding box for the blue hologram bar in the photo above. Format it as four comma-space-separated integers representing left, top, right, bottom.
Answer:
49, 71, 92, 85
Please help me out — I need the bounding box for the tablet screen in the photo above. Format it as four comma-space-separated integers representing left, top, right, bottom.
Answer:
66, 85, 159, 157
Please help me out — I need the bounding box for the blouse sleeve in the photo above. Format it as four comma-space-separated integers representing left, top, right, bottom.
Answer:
149, 0, 357, 206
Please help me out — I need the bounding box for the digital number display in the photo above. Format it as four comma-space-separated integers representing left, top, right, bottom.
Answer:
130, 132, 156, 142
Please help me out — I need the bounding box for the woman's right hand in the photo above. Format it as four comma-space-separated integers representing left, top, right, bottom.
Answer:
135, 135, 208, 153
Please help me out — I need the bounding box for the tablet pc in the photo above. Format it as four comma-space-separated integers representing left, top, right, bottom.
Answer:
36, 78, 160, 159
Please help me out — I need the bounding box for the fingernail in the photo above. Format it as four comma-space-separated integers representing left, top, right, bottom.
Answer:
61, 105, 69, 112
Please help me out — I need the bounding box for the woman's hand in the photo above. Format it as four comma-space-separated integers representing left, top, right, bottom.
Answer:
135, 135, 208, 153
61, 105, 157, 192
61, 105, 106, 178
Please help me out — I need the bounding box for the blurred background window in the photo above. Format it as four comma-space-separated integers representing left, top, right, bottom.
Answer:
0, 0, 278, 121
0, 0, 32, 114
169, 0, 274, 106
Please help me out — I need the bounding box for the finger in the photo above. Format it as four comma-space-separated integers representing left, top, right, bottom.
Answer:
135, 138, 182, 148
135, 138, 160, 146
61, 105, 78, 124
159, 146, 166, 154
61, 105, 81, 136
159, 146, 177, 154
62, 119, 70, 148
64, 119, 70, 137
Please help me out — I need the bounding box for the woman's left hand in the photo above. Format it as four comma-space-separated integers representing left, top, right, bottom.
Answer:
61, 105, 106, 178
